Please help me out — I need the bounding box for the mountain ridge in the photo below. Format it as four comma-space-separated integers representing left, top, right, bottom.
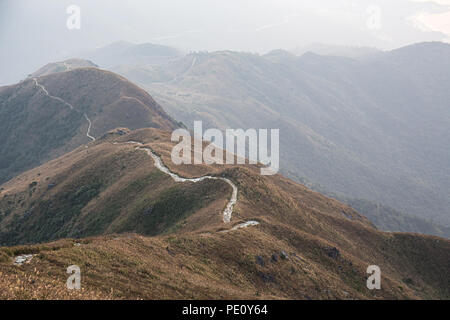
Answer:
0, 67, 179, 185
107, 42, 450, 231
0, 128, 449, 299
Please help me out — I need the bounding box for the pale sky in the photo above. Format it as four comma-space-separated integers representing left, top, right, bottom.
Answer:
1, 0, 449, 84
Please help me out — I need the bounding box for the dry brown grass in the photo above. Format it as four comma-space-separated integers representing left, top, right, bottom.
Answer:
0, 128, 449, 299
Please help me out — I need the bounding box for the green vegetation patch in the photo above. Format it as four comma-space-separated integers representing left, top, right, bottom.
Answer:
79, 171, 166, 236
118, 179, 227, 236
0, 180, 103, 245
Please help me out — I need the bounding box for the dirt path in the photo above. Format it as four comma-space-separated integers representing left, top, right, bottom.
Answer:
32, 78, 95, 142
138, 146, 236, 223
115, 141, 258, 228
83, 113, 96, 142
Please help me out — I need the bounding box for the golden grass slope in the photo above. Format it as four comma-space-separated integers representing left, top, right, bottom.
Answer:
0, 128, 449, 299
0, 67, 179, 185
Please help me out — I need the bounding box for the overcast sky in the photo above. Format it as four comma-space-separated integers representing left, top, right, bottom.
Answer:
1, 0, 449, 84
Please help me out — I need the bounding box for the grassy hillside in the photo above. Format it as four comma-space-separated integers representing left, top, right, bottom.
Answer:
0, 129, 228, 245
0, 128, 448, 299
109, 42, 450, 230
0, 67, 179, 185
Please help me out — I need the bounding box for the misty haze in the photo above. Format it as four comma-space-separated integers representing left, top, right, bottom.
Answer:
0, 0, 449, 304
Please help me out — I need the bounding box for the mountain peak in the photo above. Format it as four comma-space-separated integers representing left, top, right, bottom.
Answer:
0, 66, 178, 184
28, 59, 98, 78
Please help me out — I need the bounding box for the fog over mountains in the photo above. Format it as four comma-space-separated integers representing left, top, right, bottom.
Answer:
1, 40, 449, 238
85, 41, 450, 234
0, 40, 449, 300
2, 0, 450, 302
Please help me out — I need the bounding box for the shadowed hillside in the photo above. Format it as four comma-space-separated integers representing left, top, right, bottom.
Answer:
0, 67, 179, 184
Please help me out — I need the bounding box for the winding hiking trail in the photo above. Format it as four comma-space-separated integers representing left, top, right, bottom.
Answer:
31, 76, 254, 228
139, 146, 236, 223
185, 56, 197, 76
32, 78, 96, 142
83, 113, 95, 142
154, 55, 197, 84
30, 77, 251, 226
169, 55, 197, 84
12, 77, 256, 267
115, 141, 258, 229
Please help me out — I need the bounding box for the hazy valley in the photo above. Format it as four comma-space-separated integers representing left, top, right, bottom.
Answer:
0, 41, 449, 300
89, 41, 450, 237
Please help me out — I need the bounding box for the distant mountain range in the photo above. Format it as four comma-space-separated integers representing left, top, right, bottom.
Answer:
79, 41, 183, 68
291, 43, 381, 58
97, 41, 450, 236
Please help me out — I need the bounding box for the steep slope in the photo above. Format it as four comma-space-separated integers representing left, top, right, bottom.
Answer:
0, 67, 179, 184
0, 128, 449, 299
109, 42, 450, 231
